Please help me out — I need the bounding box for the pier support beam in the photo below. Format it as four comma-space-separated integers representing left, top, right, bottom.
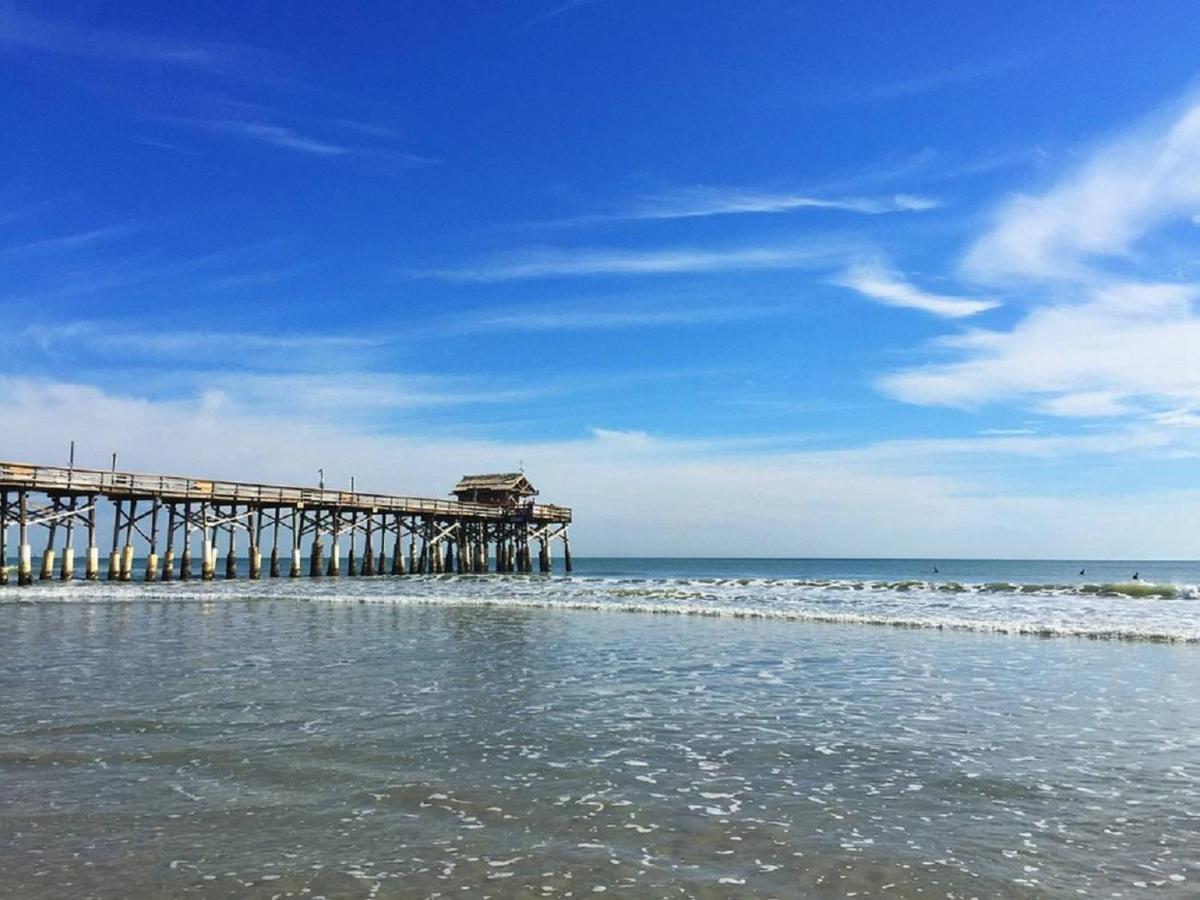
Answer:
162, 504, 176, 583
107, 499, 121, 581
84, 497, 98, 581
289, 508, 301, 578
18, 491, 32, 586
377, 519, 387, 576
327, 510, 341, 577
120, 499, 137, 582
310, 511, 324, 577
391, 514, 405, 575
60, 496, 77, 581
61, 502, 75, 581
145, 498, 160, 582
249, 509, 262, 580
270, 510, 282, 578
225, 516, 238, 579
562, 530, 572, 573
363, 513, 375, 576
180, 503, 193, 581
202, 511, 215, 581
0, 491, 8, 585
39, 499, 58, 581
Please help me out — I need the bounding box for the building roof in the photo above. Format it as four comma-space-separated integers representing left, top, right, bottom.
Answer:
452, 473, 538, 496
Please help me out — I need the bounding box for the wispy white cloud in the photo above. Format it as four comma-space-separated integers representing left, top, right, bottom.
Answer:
1, 224, 137, 256
830, 56, 1030, 104
964, 99, 1200, 281
834, 262, 999, 318
0, 1, 279, 81
188, 119, 353, 156
157, 114, 434, 163
435, 299, 785, 333
1, 6, 422, 162
13, 322, 379, 359
412, 241, 849, 282
552, 186, 940, 225
880, 280, 1200, 414
880, 97, 1200, 425
520, 0, 600, 30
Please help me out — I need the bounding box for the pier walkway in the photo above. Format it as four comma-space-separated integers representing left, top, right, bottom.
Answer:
0, 461, 571, 585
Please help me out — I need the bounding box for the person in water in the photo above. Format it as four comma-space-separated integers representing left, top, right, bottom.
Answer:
1133, 571, 1140, 580
1079, 568, 1085, 576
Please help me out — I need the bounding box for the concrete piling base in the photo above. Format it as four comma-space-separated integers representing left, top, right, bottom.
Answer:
145, 553, 158, 582
86, 546, 100, 581
290, 548, 301, 578
108, 550, 120, 581
40, 549, 56, 581
250, 548, 262, 580
60, 546, 75, 581
162, 550, 175, 582
19, 544, 33, 586
270, 547, 281, 578
120, 545, 134, 582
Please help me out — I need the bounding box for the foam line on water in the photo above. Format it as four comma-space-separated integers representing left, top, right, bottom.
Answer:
6, 574, 1200, 644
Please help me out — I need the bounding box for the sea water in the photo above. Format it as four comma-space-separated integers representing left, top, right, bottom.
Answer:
2, 560, 1199, 897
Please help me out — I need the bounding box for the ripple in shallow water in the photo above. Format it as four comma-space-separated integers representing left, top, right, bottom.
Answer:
1, 597, 1199, 897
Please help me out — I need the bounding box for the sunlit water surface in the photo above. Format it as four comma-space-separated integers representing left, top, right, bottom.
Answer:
3, 563, 1200, 897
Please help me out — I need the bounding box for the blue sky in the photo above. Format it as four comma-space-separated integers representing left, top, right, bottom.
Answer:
4, 1, 1200, 556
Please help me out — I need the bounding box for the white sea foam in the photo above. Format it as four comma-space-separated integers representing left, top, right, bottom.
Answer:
7, 573, 1200, 643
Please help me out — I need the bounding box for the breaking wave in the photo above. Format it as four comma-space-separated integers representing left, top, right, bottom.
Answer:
5, 573, 1200, 643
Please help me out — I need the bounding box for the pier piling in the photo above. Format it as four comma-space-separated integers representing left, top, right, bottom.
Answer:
85, 498, 98, 581
145, 498, 160, 582
162, 504, 176, 583
0, 491, 8, 586
180, 502, 193, 581
18, 491, 33, 586
39, 499, 58, 581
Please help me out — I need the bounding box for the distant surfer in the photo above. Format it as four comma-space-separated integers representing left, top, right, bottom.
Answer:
1132, 571, 1140, 581
933, 566, 939, 574
1079, 568, 1085, 576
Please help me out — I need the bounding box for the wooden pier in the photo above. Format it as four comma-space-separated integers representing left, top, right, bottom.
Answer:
0, 461, 572, 586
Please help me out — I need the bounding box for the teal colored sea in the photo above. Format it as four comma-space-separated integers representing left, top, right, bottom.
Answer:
3, 559, 1199, 897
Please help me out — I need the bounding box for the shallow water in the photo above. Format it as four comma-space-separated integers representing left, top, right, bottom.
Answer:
3, 570, 1200, 897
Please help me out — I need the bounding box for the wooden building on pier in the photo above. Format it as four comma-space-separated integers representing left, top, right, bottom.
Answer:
451, 473, 538, 509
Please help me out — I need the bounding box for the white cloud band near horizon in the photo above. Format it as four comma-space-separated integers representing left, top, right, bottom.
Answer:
2, 375, 1197, 558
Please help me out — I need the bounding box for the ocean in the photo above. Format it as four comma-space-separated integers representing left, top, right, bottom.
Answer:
2, 559, 1199, 897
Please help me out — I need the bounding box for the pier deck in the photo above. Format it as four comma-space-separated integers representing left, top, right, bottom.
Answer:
0, 460, 572, 585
